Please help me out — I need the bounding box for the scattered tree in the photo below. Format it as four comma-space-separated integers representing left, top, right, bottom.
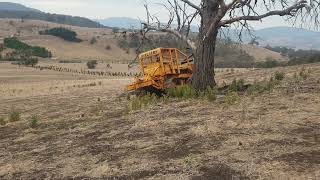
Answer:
105, 45, 111, 50
87, 60, 98, 69
39, 27, 82, 42
90, 37, 97, 44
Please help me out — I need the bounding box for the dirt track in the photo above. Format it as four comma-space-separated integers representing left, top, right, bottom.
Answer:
0, 63, 319, 179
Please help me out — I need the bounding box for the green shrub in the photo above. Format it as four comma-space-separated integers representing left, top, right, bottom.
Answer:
87, 60, 98, 69
200, 86, 217, 102
274, 71, 285, 81
39, 27, 82, 42
32, 46, 52, 58
90, 37, 97, 44
255, 58, 280, 68
0, 117, 6, 126
9, 108, 21, 122
0, 43, 5, 52
229, 79, 246, 92
184, 154, 196, 166
127, 93, 158, 111
247, 79, 276, 96
166, 85, 197, 99
166, 85, 218, 102
29, 115, 40, 129
20, 57, 38, 66
299, 68, 309, 80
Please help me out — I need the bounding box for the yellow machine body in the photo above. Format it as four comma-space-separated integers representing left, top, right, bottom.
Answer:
127, 48, 193, 92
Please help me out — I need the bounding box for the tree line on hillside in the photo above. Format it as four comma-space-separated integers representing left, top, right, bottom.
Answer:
0, 48, 38, 66
0, 10, 103, 28
265, 45, 320, 66
3, 37, 52, 58
39, 27, 82, 42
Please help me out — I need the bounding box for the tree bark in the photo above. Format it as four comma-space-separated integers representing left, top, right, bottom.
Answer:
192, 0, 219, 90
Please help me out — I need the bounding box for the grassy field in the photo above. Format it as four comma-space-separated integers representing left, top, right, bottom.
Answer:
0, 62, 319, 179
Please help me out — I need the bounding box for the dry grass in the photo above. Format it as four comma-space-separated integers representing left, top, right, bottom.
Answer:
0, 62, 319, 179
0, 19, 134, 61
0, 18, 285, 62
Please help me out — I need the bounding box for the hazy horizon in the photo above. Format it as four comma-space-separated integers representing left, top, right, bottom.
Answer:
0, 0, 317, 30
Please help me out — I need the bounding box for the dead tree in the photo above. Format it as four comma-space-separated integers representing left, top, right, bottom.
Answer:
140, 0, 319, 90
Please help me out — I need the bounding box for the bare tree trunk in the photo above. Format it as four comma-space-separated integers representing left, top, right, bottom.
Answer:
192, 31, 218, 90
192, 0, 219, 90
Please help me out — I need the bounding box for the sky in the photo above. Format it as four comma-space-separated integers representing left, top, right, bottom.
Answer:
0, 0, 305, 30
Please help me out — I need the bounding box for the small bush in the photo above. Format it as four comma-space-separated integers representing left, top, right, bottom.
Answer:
127, 93, 158, 112
299, 68, 309, 80
247, 79, 276, 96
166, 85, 197, 99
90, 37, 97, 44
200, 86, 217, 102
105, 45, 111, 50
9, 108, 21, 122
166, 85, 218, 102
255, 58, 279, 68
184, 154, 196, 166
224, 91, 240, 105
20, 57, 38, 66
29, 115, 40, 129
274, 71, 285, 81
0, 117, 6, 126
229, 79, 246, 92
293, 68, 310, 83
87, 60, 98, 69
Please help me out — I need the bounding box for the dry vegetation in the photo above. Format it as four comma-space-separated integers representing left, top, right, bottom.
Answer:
0, 19, 134, 61
0, 18, 285, 62
0, 61, 319, 179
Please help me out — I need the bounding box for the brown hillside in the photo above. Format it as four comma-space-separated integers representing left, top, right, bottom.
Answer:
0, 18, 285, 62
240, 44, 287, 62
0, 19, 135, 61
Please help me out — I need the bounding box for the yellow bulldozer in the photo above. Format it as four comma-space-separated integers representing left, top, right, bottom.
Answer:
127, 48, 194, 93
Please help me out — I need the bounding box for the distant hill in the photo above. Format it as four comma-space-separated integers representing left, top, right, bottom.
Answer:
96, 17, 142, 29
222, 27, 320, 50
0, 2, 104, 28
255, 27, 320, 50
0, 19, 133, 61
0, 2, 40, 12
99, 17, 320, 50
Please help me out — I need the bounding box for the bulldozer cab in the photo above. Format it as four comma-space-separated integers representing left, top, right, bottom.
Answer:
139, 48, 193, 76
127, 48, 193, 92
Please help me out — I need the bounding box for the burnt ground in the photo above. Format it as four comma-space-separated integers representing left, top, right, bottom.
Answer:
0, 64, 320, 179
